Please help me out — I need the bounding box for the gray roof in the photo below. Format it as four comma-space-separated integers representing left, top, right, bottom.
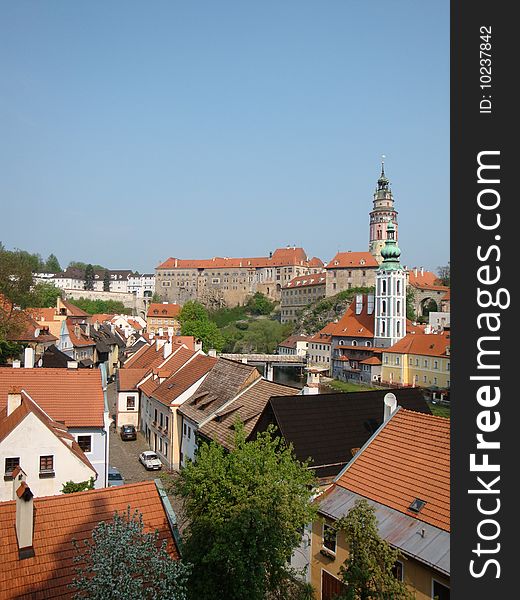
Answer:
318, 486, 450, 576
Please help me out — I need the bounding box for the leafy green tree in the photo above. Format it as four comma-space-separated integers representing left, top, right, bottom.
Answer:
84, 264, 95, 291
72, 298, 129, 315
62, 477, 95, 494
406, 287, 416, 321
69, 261, 106, 271
179, 302, 224, 352
44, 253, 62, 273
172, 423, 317, 600
70, 507, 191, 600
32, 282, 62, 308
334, 499, 412, 600
222, 319, 293, 354
103, 270, 111, 292
151, 292, 162, 303
245, 292, 275, 315
0, 340, 23, 365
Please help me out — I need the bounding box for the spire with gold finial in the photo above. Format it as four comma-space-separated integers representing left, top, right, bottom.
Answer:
377, 154, 390, 191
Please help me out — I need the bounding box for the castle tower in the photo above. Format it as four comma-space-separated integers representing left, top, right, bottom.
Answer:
369, 158, 398, 264
374, 222, 407, 348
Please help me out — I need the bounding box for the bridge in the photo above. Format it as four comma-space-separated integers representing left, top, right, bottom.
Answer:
219, 353, 306, 381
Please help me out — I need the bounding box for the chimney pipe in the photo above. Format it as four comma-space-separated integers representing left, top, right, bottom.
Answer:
67, 361, 79, 369
24, 347, 35, 369
12, 360, 21, 369
208, 349, 217, 358
7, 387, 23, 416
163, 340, 172, 359
15, 482, 35, 558
383, 392, 397, 421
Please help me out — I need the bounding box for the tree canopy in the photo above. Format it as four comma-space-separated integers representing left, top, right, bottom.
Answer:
44, 253, 62, 273
84, 264, 95, 291
72, 297, 130, 315
70, 507, 191, 600
334, 499, 412, 600
179, 301, 224, 352
172, 423, 317, 600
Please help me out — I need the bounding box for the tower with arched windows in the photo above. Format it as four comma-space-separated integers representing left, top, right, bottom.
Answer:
374, 222, 407, 348
369, 159, 398, 264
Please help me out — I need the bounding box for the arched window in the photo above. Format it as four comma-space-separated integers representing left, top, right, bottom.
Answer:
352, 340, 358, 347
382, 300, 386, 315
396, 321, 401, 335
396, 300, 401, 315
381, 320, 386, 334
365, 341, 372, 347
382, 280, 387, 294
397, 280, 401, 294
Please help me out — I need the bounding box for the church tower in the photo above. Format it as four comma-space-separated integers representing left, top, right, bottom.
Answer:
374, 222, 407, 348
369, 158, 398, 264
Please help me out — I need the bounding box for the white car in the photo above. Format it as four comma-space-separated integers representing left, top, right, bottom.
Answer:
139, 451, 162, 471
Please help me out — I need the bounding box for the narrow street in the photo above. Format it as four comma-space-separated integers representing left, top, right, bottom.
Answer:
106, 382, 188, 530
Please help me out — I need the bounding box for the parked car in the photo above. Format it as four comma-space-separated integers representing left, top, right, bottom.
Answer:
108, 466, 125, 487
139, 451, 162, 471
120, 424, 137, 441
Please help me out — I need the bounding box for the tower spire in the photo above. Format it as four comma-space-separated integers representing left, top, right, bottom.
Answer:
381, 154, 386, 178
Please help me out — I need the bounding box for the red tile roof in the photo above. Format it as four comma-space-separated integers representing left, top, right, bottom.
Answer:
328, 298, 375, 339
59, 299, 89, 318
147, 303, 181, 319
118, 368, 149, 391
407, 269, 440, 287
0, 481, 180, 598
335, 409, 450, 531
90, 313, 115, 324
66, 320, 96, 347
283, 274, 326, 289
151, 355, 218, 406
384, 331, 451, 357
326, 252, 378, 269
0, 368, 105, 428
138, 346, 197, 397
157, 247, 311, 270
122, 343, 166, 370
278, 335, 310, 349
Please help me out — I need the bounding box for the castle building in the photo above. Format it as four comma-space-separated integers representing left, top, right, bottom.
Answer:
374, 222, 407, 348
368, 160, 399, 264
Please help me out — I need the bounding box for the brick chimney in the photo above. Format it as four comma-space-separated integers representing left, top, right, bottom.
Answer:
7, 386, 23, 416
15, 482, 35, 559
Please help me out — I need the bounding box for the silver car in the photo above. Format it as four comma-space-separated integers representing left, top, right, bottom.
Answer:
139, 451, 162, 471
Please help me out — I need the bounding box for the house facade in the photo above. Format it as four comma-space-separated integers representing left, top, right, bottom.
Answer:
0, 367, 109, 489
280, 274, 326, 324
0, 389, 96, 501
146, 302, 181, 335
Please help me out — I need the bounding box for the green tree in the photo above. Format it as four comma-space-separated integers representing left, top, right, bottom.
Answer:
70, 507, 191, 600
44, 253, 62, 273
151, 292, 162, 303
62, 477, 95, 494
245, 292, 275, 315
72, 297, 129, 315
172, 423, 317, 600
406, 287, 416, 321
334, 499, 412, 600
32, 282, 62, 308
84, 264, 95, 291
179, 302, 224, 352
0, 340, 23, 365
103, 270, 111, 292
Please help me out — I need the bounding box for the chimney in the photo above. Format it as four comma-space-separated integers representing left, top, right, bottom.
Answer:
23, 347, 35, 369
94, 321, 100, 331
383, 392, 397, 422
11, 466, 27, 500
194, 338, 203, 352
12, 360, 21, 369
156, 338, 166, 350
7, 387, 23, 416
74, 324, 81, 338
208, 349, 217, 358
67, 361, 79, 369
302, 370, 320, 395
421, 267, 424, 276
15, 482, 35, 558
414, 267, 418, 277
85, 323, 91, 337
163, 340, 172, 359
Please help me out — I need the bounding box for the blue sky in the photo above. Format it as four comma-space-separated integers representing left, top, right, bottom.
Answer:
1, 1, 449, 273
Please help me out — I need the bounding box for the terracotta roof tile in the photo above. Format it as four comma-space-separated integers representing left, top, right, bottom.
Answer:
138, 346, 197, 397
283, 274, 326, 289
278, 335, 310, 349
151, 355, 217, 406
147, 303, 181, 319
326, 252, 378, 269
335, 409, 450, 531
328, 297, 375, 338
384, 331, 451, 357
117, 368, 149, 392
0, 481, 180, 598
0, 368, 105, 428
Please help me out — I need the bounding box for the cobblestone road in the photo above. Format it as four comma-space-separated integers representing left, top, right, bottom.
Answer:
107, 382, 188, 531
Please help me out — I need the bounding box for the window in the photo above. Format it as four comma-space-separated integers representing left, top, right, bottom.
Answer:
322, 523, 336, 554
39, 455, 54, 475
165, 416, 169, 432
77, 435, 92, 453
188, 426, 191, 439
395, 356, 400, 366
432, 580, 450, 600
5, 457, 20, 477
126, 396, 135, 410
392, 561, 404, 581
434, 360, 439, 370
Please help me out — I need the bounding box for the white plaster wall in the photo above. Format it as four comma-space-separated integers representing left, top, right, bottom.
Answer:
117, 391, 140, 428
0, 413, 95, 501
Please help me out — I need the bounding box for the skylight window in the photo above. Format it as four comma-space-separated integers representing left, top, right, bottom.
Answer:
408, 498, 427, 513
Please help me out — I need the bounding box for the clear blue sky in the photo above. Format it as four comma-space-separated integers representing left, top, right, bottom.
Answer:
1, 1, 449, 274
